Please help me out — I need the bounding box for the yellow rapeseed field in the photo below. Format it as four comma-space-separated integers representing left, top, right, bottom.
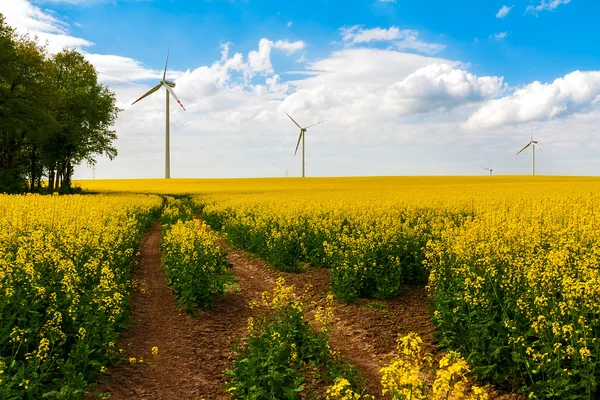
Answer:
74, 176, 600, 398
0, 193, 161, 398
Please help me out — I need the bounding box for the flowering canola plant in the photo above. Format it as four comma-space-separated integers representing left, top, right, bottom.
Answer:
426, 195, 600, 399
380, 332, 488, 400
161, 218, 230, 309
0, 193, 161, 398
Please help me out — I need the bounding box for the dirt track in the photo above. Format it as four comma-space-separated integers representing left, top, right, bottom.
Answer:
94, 219, 516, 399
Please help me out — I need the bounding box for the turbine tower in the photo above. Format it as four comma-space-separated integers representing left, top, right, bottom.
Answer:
132, 41, 186, 179
516, 132, 543, 176
285, 113, 325, 178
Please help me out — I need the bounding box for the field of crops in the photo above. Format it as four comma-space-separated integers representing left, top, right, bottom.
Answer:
186, 177, 600, 398
0, 194, 161, 398
3, 176, 599, 398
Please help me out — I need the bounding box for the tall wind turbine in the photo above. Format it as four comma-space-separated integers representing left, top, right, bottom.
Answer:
482, 165, 496, 176
132, 41, 186, 179
285, 113, 324, 178
516, 132, 543, 176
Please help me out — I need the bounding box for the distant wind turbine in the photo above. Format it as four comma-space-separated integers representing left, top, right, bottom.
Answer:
516, 131, 543, 176
285, 113, 325, 178
132, 41, 186, 179
481, 165, 497, 176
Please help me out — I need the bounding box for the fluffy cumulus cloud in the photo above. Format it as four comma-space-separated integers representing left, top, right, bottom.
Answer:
496, 5, 513, 18
382, 64, 505, 115
466, 71, 600, 129
340, 25, 445, 55
0, 0, 93, 53
248, 38, 305, 74
526, 0, 571, 15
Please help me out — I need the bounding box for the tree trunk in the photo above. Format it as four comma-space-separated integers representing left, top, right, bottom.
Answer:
48, 168, 55, 193
29, 146, 36, 193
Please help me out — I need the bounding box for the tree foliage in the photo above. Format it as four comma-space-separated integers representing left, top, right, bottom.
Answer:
0, 14, 118, 193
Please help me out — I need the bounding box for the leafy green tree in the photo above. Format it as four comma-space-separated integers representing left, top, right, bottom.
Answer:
0, 16, 52, 192
45, 49, 119, 192
0, 13, 119, 193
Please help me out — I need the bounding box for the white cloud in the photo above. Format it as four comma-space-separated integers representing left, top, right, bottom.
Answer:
525, 0, 571, 15
291, 48, 457, 90
247, 38, 305, 74
0, 0, 93, 53
85, 54, 186, 83
279, 59, 504, 129
340, 25, 445, 55
341, 26, 401, 44
273, 39, 305, 54
466, 70, 600, 129
380, 0, 397, 3
490, 31, 508, 40
395, 32, 445, 55
287, 21, 292, 27
496, 5, 513, 18
382, 64, 505, 116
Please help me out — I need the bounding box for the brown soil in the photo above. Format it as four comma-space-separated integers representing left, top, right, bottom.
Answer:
94, 221, 271, 400
94, 219, 520, 399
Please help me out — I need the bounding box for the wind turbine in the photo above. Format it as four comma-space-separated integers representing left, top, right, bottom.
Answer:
132, 41, 186, 179
516, 132, 543, 176
285, 113, 325, 178
481, 165, 496, 176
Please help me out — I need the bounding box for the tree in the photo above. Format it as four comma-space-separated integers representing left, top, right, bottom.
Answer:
45, 50, 119, 192
0, 15, 51, 192
0, 13, 119, 193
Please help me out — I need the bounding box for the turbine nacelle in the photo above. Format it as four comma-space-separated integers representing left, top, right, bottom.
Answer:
162, 80, 176, 88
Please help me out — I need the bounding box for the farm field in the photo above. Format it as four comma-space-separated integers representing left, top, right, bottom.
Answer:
2, 176, 599, 399
0, 194, 161, 398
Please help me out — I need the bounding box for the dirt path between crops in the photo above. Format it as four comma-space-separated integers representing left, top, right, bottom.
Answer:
95, 221, 276, 400
95, 218, 519, 399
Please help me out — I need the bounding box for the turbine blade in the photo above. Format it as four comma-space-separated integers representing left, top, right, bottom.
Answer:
535, 143, 544, 153
516, 142, 532, 155
481, 167, 490, 171
163, 83, 186, 111
163, 39, 171, 81
132, 83, 162, 105
286, 112, 302, 129
294, 130, 303, 156
305, 120, 325, 129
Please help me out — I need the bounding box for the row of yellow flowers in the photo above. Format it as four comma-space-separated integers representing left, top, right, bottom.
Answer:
0, 193, 161, 398
193, 178, 600, 398
195, 190, 461, 302
159, 196, 231, 311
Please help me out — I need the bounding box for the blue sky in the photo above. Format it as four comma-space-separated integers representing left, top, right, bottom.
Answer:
2, 0, 600, 178
44, 0, 600, 84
